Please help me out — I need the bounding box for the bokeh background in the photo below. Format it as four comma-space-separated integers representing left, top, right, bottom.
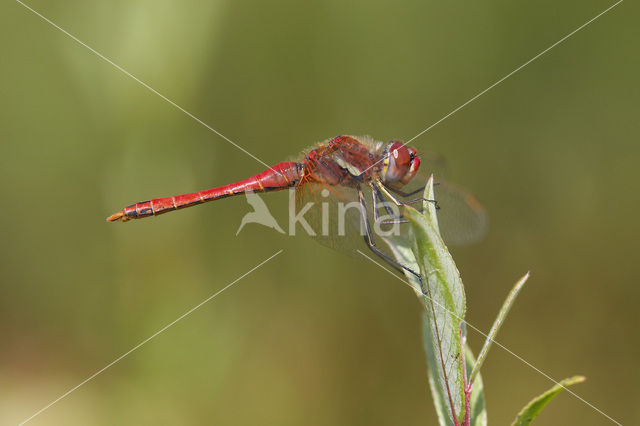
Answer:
1, 1, 638, 425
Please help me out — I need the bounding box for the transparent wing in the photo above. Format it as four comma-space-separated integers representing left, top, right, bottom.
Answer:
294, 181, 371, 256
433, 181, 487, 245
385, 171, 487, 246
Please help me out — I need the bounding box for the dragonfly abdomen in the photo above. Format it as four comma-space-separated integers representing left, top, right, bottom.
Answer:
107, 161, 302, 222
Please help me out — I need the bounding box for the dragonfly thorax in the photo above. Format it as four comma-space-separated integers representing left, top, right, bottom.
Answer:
301, 136, 379, 188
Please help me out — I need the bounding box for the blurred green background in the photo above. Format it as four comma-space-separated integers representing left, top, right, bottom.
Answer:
1, 1, 638, 425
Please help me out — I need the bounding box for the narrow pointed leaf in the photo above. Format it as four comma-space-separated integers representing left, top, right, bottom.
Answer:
469, 272, 529, 385
512, 376, 586, 426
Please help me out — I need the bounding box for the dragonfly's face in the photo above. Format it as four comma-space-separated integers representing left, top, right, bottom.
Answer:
381, 141, 421, 189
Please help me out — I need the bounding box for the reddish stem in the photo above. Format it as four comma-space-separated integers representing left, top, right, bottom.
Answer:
460, 327, 471, 426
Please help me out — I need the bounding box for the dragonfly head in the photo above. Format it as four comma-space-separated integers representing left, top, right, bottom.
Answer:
381, 141, 421, 189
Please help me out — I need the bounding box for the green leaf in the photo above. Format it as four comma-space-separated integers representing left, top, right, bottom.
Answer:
420, 311, 456, 426
469, 272, 529, 386
419, 322, 487, 426
512, 376, 586, 426
404, 176, 467, 425
383, 176, 489, 426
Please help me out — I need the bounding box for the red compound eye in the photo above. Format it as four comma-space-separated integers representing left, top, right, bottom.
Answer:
390, 141, 411, 167
383, 141, 420, 187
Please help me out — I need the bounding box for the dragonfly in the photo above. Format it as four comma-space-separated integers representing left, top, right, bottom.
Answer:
107, 135, 486, 283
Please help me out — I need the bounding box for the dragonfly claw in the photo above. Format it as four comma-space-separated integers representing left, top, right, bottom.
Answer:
106, 211, 127, 222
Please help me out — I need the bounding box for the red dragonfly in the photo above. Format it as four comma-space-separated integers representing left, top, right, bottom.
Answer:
107, 135, 485, 282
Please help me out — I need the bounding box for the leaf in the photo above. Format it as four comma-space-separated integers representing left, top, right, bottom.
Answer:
404, 176, 467, 425
383, 230, 454, 426
469, 272, 529, 386
512, 376, 586, 426
419, 321, 486, 426
383, 176, 488, 426
421, 310, 456, 426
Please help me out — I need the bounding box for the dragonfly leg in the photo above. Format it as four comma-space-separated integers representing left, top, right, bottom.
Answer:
378, 182, 439, 210
388, 186, 425, 197
357, 185, 424, 285
403, 197, 440, 210
372, 184, 401, 219
378, 218, 409, 225
387, 181, 441, 198
371, 184, 409, 224
376, 183, 403, 206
